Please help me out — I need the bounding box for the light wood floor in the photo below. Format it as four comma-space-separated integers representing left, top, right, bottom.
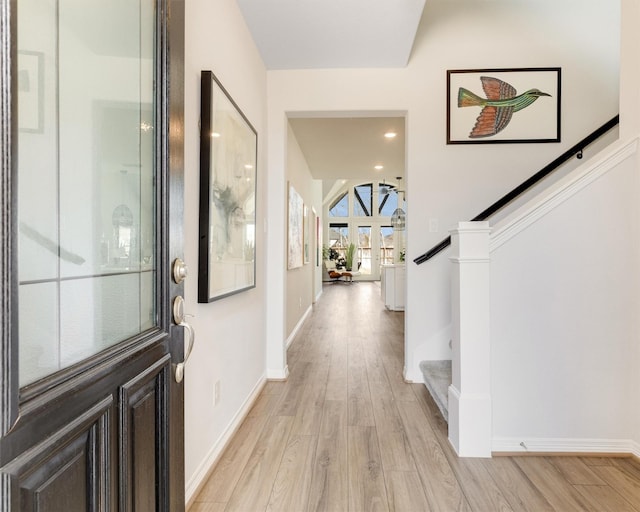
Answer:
191, 281, 640, 512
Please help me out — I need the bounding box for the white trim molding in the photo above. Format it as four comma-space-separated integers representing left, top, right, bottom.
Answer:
448, 222, 492, 458
448, 386, 492, 457
491, 137, 639, 252
493, 437, 640, 456
286, 303, 313, 349
403, 366, 422, 383
266, 365, 289, 381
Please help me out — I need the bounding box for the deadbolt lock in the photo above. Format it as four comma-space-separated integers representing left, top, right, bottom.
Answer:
172, 258, 188, 284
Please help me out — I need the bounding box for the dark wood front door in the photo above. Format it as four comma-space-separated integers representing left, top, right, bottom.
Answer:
0, 0, 186, 510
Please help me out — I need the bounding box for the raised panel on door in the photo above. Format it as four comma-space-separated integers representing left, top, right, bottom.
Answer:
3, 398, 111, 512
119, 355, 171, 512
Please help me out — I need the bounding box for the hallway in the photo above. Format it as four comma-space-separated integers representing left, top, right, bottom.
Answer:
190, 282, 640, 512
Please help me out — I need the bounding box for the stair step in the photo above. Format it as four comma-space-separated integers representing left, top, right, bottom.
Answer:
419, 360, 452, 422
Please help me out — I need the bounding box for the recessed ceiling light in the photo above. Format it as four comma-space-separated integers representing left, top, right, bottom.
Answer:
211, 132, 221, 138
374, 165, 384, 170
384, 132, 397, 139
244, 164, 253, 169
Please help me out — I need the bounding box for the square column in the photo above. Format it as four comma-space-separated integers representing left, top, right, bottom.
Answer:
448, 222, 492, 457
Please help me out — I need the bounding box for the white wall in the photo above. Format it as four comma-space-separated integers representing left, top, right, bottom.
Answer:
620, 0, 640, 454
183, 0, 268, 499
458, 0, 640, 453
266, 0, 620, 381
285, 124, 322, 339
620, 0, 640, 140
489, 140, 640, 451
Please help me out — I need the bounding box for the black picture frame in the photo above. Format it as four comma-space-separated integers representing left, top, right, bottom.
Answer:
198, 70, 257, 303
447, 67, 561, 144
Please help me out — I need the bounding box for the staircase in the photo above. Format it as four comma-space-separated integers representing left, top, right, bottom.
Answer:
419, 360, 451, 422
414, 116, 620, 434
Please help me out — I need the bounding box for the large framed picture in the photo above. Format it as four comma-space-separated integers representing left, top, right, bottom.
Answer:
198, 70, 257, 303
447, 67, 561, 144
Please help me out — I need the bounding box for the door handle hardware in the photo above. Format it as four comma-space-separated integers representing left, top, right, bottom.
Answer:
173, 295, 195, 383
174, 319, 194, 383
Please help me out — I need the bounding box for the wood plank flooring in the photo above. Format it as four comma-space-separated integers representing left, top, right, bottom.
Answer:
191, 282, 640, 512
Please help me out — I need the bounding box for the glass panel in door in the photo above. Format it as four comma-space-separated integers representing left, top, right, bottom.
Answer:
357, 226, 371, 276
329, 223, 349, 265
17, 0, 156, 386
380, 226, 394, 265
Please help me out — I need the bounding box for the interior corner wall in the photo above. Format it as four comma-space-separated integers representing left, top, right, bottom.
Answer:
266, 0, 620, 382
183, 0, 268, 498
620, 0, 640, 458
620, 0, 640, 140
285, 124, 322, 339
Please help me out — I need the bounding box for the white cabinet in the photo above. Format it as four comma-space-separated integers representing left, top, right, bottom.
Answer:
380, 264, 405, 311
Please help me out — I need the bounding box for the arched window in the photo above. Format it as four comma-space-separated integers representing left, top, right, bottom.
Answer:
324, 180, 403, 276
329, 191, 348, 217
353, 183, 372, 216
378, 184, 398, 216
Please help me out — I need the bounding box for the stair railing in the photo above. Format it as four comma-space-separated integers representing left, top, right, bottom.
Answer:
413, 115, 620, 265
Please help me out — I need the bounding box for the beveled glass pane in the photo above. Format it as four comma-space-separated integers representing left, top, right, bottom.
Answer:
18, 0, 157, 386
19, 283, 59, 386
60, 274, 144, 367
140, 271, 155, 331
17, 0, 58, 283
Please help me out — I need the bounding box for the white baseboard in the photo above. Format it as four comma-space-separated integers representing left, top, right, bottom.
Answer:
286, 304, 313, 349
266, 364, 289, 380
493, 436, 640, 456
185, 375, 267, 507
403, 366, 422, 383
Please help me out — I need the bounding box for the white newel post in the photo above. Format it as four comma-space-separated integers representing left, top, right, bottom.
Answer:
448, 221, 492, 457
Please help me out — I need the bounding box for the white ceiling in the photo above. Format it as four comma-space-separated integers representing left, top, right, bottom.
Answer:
236, 0, 426, 70
236, 1, 424, 188
288, 116, 406, 182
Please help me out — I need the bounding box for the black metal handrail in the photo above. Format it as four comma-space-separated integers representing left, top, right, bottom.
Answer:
413, 115, 620, 265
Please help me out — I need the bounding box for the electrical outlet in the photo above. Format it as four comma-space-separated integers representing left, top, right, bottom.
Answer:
214, 380, 220, 406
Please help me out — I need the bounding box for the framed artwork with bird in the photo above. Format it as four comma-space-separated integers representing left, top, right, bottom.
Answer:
447, 67, 561, 144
